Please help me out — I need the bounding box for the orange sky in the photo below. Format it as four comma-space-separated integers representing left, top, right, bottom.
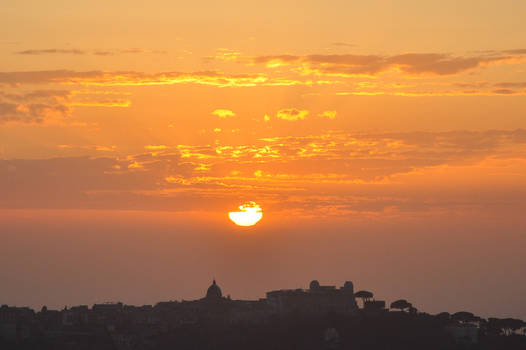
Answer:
1, 1, 525, 318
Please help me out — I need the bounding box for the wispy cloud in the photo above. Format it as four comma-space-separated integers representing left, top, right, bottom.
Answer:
335, 83, 526, 97
332, 42, 356, 48
14, 48, 167, 56
15, 49, 86, 55
0, 70, 310, 88
203, 48, 241, 62
56, 144, 116, 152
318, 110, 337, 119
248, 50, 526, 77
275, 108, 309, 121
0, 89, 131, 123
144, 145, 168, 151
0, 101, 67, 123
212, 109, 236, 118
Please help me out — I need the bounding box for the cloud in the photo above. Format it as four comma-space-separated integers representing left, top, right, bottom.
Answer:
6, 50, 524, 97
119, 48, 146, 54
318, 110, 337, 119
504, 49, 526, 55
251, 55, 301, 68
336, 90, 526, 97
275, 108, 309, 121
212, 109, 236, 118
335, 85, 526, 97
249, 50, 526, 77
327, 79, 526, 97
203, 48, 241, 62
0, 90, 70, 123
117, 48, 167, 55
67, 99, 131, 107
1, 130, 526, 215
15, 49, 86, 55
93, 51, 115, 56
14, 48, 166, 56
145, 145, 168, 151
0, 70, 308, 88
0, 89, 70, 102
305, 53, 516, 76
0, 89, 131, 123
494, 81, 526, 88
0, 101, 67, 124
387, 53, 510, 75
57, 144, 116, 152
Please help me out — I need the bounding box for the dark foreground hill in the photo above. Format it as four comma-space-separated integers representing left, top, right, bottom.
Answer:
2, 310, 525, 350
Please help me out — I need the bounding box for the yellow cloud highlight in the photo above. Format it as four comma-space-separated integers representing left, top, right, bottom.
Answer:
276, 108, 309, 121
164, 176, 192, 185
0, 70, 272, 88
144, 145, 168, 151
128, 161, 142, 169
318, 110, 337, 119
212, 109, 236, 118
56, 144, 116, 152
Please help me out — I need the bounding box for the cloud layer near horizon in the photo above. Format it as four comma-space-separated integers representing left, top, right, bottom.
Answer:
1, 47, 526, 124
2, 129, 525, 217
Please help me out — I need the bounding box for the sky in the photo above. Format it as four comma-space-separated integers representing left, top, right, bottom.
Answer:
1, 1, 526, 319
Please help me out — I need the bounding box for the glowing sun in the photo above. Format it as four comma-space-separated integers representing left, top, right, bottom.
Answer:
228, 201, 263, 227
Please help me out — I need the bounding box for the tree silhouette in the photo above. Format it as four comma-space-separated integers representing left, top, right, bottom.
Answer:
499, 318, 524, 336
452, 311, 475, 323
435, 312, 450, 322
354, 290, 373, 307
390, 299, 411, 312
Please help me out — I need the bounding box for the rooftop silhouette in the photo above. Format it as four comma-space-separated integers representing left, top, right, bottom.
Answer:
1, 279, 525, 349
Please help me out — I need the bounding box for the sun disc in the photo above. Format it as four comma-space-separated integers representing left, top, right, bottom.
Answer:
228, 201, 263, 226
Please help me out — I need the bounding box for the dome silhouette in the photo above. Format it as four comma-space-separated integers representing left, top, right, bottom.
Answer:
206, 280, 222, 299
309, 280, 321, 290
343, 281, 354, 290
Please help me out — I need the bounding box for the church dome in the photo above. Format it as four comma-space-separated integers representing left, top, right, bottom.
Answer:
206, 280, 222, 299
309, 280, 321, 290
343, 281, 354, 293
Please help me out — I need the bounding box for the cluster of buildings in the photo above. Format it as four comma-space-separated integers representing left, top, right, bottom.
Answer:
1, 279, 369, 344
266, 280, 358, 315
1, 280, 493, 347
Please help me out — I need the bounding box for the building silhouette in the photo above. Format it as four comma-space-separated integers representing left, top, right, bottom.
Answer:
1, 279, 524, 349
266, 280, 358, 314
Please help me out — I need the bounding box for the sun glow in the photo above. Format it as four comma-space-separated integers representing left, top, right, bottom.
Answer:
228, 201, 263, 227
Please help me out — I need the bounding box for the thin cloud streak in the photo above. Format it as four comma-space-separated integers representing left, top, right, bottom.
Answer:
0, 70, 313, 88
247, 50, 526, 77
14, 48, 167, 56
